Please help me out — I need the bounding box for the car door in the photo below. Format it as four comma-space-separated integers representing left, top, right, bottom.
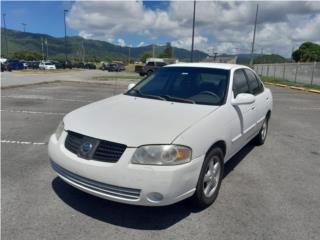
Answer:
230, 69, 257, 154
244, 69, 267, 131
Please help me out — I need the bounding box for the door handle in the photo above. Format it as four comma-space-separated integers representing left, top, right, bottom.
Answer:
251, 105, 256, 110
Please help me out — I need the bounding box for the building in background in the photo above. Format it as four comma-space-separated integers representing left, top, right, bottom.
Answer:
202, 55, 237, 64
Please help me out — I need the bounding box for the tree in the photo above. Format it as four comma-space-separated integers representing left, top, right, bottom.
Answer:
292, 42, 320, 62
158, 42, 173, 58
12, 51, 42, 60
140, 52, 152, 63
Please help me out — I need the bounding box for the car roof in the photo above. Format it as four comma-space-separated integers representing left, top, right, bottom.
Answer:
164, 62, 250, 71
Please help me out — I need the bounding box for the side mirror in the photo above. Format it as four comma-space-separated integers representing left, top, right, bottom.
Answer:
231, 93, 255, 106
128, 83, 136, 90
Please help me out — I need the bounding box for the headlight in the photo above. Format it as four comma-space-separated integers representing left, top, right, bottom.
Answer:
131, 145, 192, 165
55, 121, 64, 140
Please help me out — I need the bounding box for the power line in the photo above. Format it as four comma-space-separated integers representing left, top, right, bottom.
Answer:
190, 0, 196, 62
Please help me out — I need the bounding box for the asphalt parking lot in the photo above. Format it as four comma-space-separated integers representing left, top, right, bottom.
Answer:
2, 82, 320, 240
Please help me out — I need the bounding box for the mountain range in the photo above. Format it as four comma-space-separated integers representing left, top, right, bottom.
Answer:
1, 28, 287, 64
1, 28, 208, 62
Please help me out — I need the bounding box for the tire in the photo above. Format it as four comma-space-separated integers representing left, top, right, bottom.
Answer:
191, 147, 224, 208
147, 70, 153, 76
254, 116, 269, 146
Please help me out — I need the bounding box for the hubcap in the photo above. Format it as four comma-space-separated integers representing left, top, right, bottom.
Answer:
203, 157, 221, 198
261, 120, 267, 140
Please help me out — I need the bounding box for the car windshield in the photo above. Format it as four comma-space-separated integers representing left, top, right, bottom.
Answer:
126, 67, 230, 106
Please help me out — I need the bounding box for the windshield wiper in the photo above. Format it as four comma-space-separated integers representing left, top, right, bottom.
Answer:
131, 89, 166, 101
162, 95, 195, 104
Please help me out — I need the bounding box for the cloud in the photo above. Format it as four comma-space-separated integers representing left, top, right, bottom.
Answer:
137, 41, 145, 47
67, 1, 320, 57
117, 38, 126, 47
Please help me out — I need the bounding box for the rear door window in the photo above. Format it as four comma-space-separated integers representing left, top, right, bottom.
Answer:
244, 69, 264, 95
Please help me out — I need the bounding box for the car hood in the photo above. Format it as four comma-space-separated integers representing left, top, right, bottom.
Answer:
64, 94, 219, 147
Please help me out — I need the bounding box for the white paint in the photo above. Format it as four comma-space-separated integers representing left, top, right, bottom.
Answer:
1, 109, 65, 115
2, 95, 90, 103
1, 140, 46, 145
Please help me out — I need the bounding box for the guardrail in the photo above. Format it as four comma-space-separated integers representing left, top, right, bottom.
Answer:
253, 62, 320, 86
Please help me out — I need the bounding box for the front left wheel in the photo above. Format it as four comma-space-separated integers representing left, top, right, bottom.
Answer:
191, 147, 224, 208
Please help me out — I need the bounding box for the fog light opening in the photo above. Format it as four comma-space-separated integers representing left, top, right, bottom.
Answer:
147, 192, 164, 202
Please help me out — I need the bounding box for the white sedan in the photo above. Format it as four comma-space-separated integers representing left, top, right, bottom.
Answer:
39, 61, 56, 70
49, 63, 273, 207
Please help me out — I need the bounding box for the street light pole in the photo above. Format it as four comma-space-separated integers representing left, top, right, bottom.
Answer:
2, 13, 9, 57
63, 10, 68, 62
250, 4, 259, 67
190, 0, 196, 62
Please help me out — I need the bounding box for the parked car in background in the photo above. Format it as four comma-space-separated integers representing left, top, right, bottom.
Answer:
49, 63, 273, 207
136, 59, 167, 76
62, 61, 73, 69
103, 63, 125, 72
84, 63, 96, 69
29, 61, 40, 69
51, 61, 64, 69
6, 60, 24, 70
39, 61, 56, 70
20, 61, 28, 69
1, 62, 12, 72
73, 62, 85, 69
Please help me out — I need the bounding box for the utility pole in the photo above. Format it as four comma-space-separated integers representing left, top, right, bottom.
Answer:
250, 4, 259, 67
2, 13, 9, 57
128, 47, 131, 64
21, 23, 27, 32
82, 40, 85, 63
41, 37, 44, 61
190, 0, 196, 62
63, 9, 68, 62
45, 38, 49, 60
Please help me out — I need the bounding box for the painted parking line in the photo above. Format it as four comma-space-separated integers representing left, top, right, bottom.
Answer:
1, 109, 65, 115
1, 140, 47, 145
1, 95, 91, 103
289, 107, 320, 111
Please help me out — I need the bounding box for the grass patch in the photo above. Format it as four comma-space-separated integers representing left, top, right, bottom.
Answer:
92, 75, 142, 81
261, 76, 320, 90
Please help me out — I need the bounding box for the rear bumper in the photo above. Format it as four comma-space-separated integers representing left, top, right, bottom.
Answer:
48, 132, 204, 206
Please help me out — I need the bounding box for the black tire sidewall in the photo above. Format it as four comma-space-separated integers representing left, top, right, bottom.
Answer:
193, 147, 224, 208
256, 117, 269, 145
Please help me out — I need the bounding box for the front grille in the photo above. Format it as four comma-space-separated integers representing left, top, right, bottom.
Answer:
65, 131, 127, 163
51, 160, 141, 200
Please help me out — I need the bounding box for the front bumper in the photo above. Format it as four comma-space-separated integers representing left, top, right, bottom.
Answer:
48, 132, 204, 206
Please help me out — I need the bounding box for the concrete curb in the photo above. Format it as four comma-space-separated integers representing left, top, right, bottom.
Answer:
265, 82, 320, 95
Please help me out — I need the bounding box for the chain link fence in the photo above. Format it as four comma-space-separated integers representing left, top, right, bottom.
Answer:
253, 62, 320, 86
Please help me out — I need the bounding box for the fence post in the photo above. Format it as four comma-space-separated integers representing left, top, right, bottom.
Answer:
294, 63, 299, 83
310, 62, 316, 86
267, 65, 270, 76
273, 64, 276, 80
282, 63, 286, 80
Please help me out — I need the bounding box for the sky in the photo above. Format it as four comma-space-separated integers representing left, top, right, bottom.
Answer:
1, 0, 320, 57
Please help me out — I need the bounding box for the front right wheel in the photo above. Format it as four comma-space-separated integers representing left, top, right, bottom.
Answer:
191, 147, 224, 208
254, 116, 269, 146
